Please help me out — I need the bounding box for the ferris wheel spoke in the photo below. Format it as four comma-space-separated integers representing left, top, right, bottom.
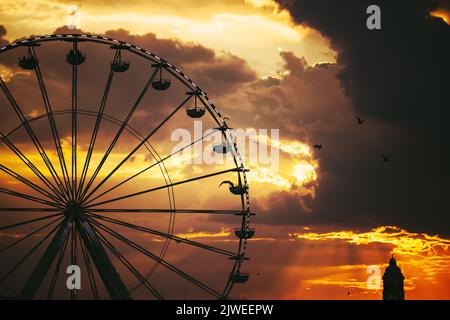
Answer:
75, 218, 130, 299
47, 226, 70, 300
0, 208, 63, 212
79, 68, 159, 202
0, 220, 61, 285
0, 131, 68, 203
82, 92, 191, 204
0, 77, 69, 202
87, 212, 238, 258
88, 129, 216, 203
0, 215, 63, 256
70, 221, 77, 300
71, 42, 79, 200
30, 46, 72, 198
77, 67, 116, 202
87, 208, 250, 215
89, 218, 222, 299
20, 215, 73, 299
0, 212, 64, 232
0, 187, 64, 208
77, 231, 99, 299
85, 167, 247, 208
92, 225, 163, 300
0, 164, 65, 205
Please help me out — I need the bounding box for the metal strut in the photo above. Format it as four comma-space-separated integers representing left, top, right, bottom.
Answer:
77, 64, 116, 201
20, 215, 73, 299
0, 77, 69, 203
71, 42, 78, 200
75, 216, 130, 299
30, 45, 72, 198
79, 68, 159, 202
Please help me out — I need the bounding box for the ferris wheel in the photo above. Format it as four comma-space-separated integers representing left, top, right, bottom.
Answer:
0, 33, 252, 299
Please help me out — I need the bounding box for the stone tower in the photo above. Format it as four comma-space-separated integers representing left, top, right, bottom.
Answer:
382, 255, 405, 300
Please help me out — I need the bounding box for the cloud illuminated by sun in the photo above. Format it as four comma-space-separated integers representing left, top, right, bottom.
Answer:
293, 161, 317, 186
248, 137, 319, 200
431, 10, 450, 25
0, 64, 31, 82
290, 226, 450, 257
175, 227, 231, 239
290, 225, 450, 284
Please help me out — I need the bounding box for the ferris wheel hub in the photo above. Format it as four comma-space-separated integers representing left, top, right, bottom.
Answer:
66, 202, 84, 217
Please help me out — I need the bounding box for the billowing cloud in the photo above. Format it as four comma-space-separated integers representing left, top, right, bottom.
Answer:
261, 0, 450, 234
0, 0, 334, 75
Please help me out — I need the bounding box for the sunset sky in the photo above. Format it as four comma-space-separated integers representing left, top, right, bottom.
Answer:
0, 0, 449, 299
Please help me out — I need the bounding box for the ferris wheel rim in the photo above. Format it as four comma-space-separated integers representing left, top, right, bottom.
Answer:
0, 33, 251, 299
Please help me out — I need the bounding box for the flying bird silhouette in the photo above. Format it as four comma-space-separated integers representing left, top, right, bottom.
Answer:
355, 115, 364, 125
313, 144, 322, 150
219, 181, 247, 195
380, 154, 391, 162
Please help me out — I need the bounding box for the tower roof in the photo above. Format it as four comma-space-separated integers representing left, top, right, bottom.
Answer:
383, 254, 404, 280
389, 254, 397, 266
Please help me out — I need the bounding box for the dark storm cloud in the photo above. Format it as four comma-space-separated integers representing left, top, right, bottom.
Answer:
233, 51, 349, 139
102, 28, 257, 95
436, 0, 450, 12
275, 0, 449, 121
258, 0, 450, 234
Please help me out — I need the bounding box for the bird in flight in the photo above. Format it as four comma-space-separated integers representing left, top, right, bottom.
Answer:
219, 181, 247, 195
380, 154, 391, 162
355, 115, 364, 125
313, 144, 322, 150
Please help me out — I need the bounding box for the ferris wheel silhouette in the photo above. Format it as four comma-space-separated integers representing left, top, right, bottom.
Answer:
0, 33, 253, 299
